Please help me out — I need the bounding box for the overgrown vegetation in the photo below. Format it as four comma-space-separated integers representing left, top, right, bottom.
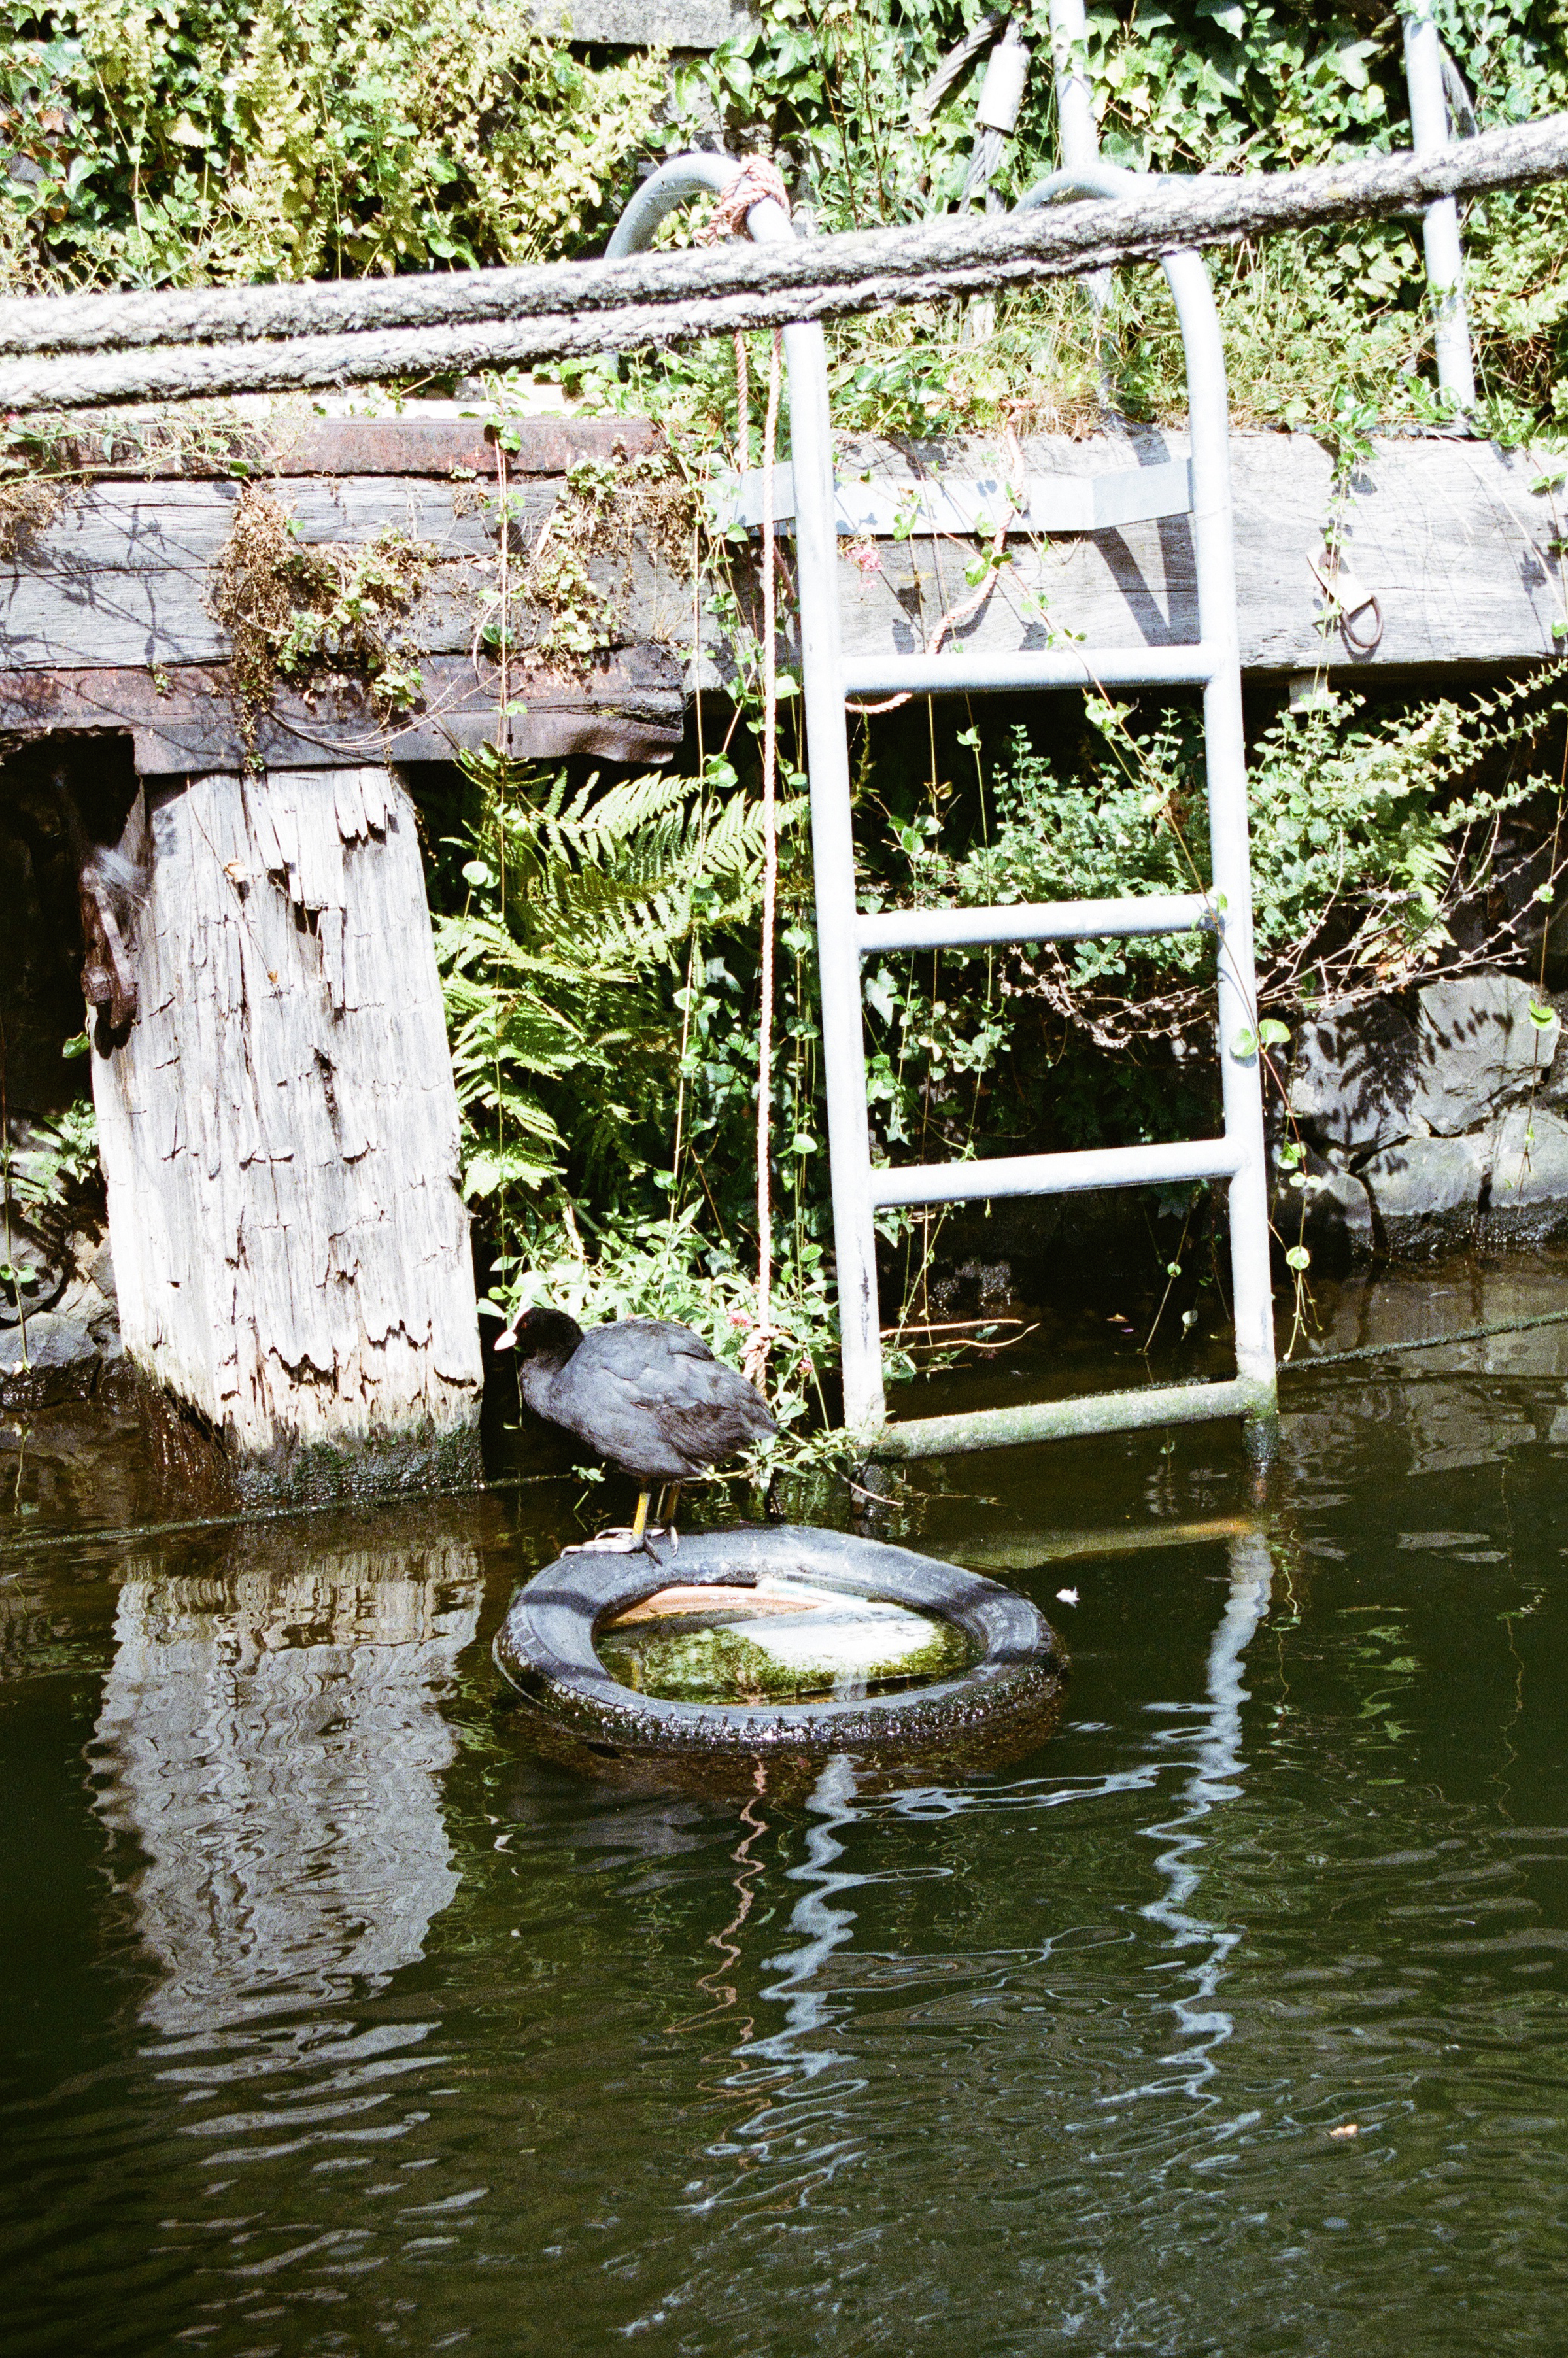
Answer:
7, 3, 1568, 436
539, 0, 1568, 446
211, 482, 430, 751
422, 649, 1568, 1460
0, 0, 662, 287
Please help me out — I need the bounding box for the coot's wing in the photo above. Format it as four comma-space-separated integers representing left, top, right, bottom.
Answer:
564, 1319, 774, 1478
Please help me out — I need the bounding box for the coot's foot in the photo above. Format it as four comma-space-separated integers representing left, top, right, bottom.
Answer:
564, 1524, 676, 1558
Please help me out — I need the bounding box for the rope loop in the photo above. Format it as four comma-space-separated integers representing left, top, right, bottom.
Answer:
697, 156, 792, 246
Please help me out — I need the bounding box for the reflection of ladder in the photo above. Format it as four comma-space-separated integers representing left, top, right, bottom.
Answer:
610, 155, 1278, 1462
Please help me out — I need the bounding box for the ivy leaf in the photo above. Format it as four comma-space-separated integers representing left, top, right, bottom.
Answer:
1286, 1244, 1311, 1273
1231, 1026, 1257, 1059
1529, 1001, 1556, 1029
1257, 1017, 1291, 1048
864, 969, 898, 1024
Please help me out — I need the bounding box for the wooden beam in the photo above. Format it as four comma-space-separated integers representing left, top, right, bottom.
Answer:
0, 650, 684, 771
35, 411, 659, 481
823, 430, 1568, 679
5, 431, 1565, 762
90, 766, 483, 1499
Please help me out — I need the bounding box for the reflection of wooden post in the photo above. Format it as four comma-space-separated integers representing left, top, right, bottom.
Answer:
94, 1528, 483, 2030
90, 765, 482, 1497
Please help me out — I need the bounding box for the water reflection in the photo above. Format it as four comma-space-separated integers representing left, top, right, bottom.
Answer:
1133, 1529, 1273, 2104
94, 1531, 481, 2040
1285, 1259, 1568, 1479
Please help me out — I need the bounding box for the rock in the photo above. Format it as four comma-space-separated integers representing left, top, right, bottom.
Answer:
88, 1237, 116, 1306
1484, 1107, 1568, 1243
1409, 974, 1558, 1135
1361, 1134, 1488, 1256
0, 1311, 101, 1410
50, 1270, 124, 1359
1287, 1000, 1422, 1150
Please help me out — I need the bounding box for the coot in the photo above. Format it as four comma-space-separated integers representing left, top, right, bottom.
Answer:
503, 1307, 776, 1546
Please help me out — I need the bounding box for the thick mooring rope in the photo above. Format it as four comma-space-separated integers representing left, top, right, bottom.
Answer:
1, 119, 1565, 408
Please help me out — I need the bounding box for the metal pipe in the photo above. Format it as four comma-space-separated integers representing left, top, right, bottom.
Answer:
870, 1135, 1240, 1210
842, 643, 1219, 697
604, 156, 741, 259
1046, 0, 1112, 311
870, 1374, 1272, 1460
856, 893, 1210, 955
608, 156, 887, 1439
1405, 0, 1476, 414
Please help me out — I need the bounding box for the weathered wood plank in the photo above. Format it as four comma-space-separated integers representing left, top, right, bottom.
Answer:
530, 0, 755, 41
0, 469, 689, 679
0, 649, 684, 769
825, 430, 1568, 677
91, 767, 483, 1495
6, 433, 1564, 751
38, 411, 659, 480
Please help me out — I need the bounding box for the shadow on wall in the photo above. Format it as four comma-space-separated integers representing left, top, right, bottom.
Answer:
1280, 972, 1568, 1264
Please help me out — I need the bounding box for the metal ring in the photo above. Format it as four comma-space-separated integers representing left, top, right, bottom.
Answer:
494, 1523, 1065, 1769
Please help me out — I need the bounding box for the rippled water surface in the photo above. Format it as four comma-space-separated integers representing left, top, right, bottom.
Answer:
6, 1259, 1568, 2355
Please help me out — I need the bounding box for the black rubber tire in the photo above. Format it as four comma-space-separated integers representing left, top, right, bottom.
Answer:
494, 1523, 1065, 1771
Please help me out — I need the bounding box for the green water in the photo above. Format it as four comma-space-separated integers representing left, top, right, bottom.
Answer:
5, 1258, 1568, 2354
596, 1601, 974, 1702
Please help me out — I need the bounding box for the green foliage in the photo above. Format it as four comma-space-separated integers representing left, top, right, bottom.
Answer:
598, 0, 1568, 441
0, 0, 664, 288
428, 747, 842, 1463
7, 0, 1568, 432
845, 672, 1567, 1163
966, 675, 1565, 999
434, 748, 777, 1196
0, 1102, 98, 1349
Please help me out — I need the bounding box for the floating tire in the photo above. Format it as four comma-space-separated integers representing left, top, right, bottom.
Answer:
494, 1523, 1066, 1785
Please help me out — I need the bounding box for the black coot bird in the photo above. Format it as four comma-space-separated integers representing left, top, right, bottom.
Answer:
504, 1307, 775, 1548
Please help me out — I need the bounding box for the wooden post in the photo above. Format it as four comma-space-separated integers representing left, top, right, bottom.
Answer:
90, 765, 483, 1500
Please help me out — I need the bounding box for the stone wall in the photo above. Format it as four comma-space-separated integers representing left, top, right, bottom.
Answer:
1280, 972, 1568, 1263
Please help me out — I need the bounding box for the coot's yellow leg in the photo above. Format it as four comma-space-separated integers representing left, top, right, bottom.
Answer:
631, 1490, 652, 1544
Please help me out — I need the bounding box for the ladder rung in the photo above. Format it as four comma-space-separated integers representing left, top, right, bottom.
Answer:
870, 1136, 1240, 1210
857, 893, 1211, 956
709, 456, 1195, 538
866, 1376, 1270, 1460
841, 643, 1223, 698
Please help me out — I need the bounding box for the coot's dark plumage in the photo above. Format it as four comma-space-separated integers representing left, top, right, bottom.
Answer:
509, 1307, 775, 1539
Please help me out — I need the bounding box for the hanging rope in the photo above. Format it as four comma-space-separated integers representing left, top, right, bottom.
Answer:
744, 327, 785, 1397
694, 155, 793, 1399
733, 331, 750, 471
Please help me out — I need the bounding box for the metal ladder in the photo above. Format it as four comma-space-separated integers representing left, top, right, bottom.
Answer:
609, 153, 1279, 1461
